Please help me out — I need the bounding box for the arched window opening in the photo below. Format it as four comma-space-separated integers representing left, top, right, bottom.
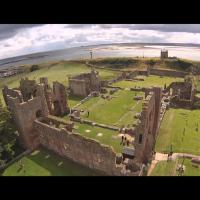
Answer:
139, 134, 143, 144
36, 109, 42, 118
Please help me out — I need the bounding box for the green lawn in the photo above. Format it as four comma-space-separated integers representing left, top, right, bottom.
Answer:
151, 158, 200, 176
68, 95, 83, 108
156, 108, 200, 156
150, 160, 177, 176
196, 80, 200, 92
76, 90, 143, 127
112, 75, 183, 89
0, 61, 119, 105
2, 148, 102, 176
74, 122, 125, 153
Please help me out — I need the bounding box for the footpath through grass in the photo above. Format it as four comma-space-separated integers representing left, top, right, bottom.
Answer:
151, 158, 200, 176
156, 108, 200, 156
2, 148, 102, 176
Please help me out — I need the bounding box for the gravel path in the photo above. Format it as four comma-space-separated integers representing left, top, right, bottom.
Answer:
147, 152, 200, 176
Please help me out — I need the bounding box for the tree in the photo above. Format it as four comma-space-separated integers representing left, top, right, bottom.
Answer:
0, 99, 22, 164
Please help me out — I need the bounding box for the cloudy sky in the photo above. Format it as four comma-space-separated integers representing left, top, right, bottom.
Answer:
0, 24, 200, 59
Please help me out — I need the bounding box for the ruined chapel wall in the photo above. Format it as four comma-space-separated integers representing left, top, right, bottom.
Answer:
6, 96, 46, 148
33, 120, 135, 175
52, 82, 68, 115
152, 87, 162, 136
166, 82, 193, 100
19, 78, 37, 101
134, 92, 156, 163
2, 87, 23, 106
90, 70, 101, 91
69, 79, 89, 97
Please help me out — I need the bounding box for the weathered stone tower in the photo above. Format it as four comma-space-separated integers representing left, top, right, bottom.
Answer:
40, 77, 69, 116
161, 49, 168, 59
2, 77, 69, 149
2, 83, 49, 149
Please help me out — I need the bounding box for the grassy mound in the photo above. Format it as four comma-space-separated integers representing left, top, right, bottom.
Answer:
87, 57, 200, 72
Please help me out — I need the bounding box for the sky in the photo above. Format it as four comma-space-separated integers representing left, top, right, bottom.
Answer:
0, 24, 200, 59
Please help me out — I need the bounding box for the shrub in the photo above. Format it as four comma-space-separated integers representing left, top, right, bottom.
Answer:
30, 65, 39, 72
0, 100, 24, 164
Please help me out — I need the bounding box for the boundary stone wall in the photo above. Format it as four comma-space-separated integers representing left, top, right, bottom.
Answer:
150, 68, 188, 77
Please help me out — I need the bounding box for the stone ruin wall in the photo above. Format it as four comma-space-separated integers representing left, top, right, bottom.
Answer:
69, 78, 89, 97
134, 92, 156, 163
5, 94, 48, 149
68, 70, 101, 97
134, 87, 162, 164
2, 87, 23, 106
33, 119, 140, 176
164, 81, 195, 107
39, 78, 69, 116
19, 78, 38, 101
108, 72, 128, 85
2, 83, 141, 175
52, 81, 69, 115
150, 68, 188, 78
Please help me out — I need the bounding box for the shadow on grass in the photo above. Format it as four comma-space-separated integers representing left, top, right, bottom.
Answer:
68, 95, 83, 102
28, 147, 104, 176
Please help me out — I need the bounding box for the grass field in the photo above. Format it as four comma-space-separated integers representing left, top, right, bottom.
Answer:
0, 61, 119, 105
74, 122, 126, 153
2, 148, 101, 176
156, 108, 200, 156
112, 75, 183, 89
76, 90, 144, 127
151, 158, 200, 176
68, 95, 83, 107
150, 160, 177, 176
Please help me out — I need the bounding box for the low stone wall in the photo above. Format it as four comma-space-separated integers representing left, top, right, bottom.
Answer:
107, 85, 123, 90
157, 98, 169, 133
150, 68, 188, 77
85, 62, 123, 72
72, 93, 94, 109
130, 87, 146, 92
0, 149, 33, 172
72, 117, 119, 131
171, 99, 193, 108
33, 119, 139, 176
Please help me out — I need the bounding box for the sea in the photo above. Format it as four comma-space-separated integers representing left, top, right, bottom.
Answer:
1, 43, 200, 69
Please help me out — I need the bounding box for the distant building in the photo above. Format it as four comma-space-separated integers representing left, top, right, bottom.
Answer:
0, 70, 17, 78
160, 49, 168, 59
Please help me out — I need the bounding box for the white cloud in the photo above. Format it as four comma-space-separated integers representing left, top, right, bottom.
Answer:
0, 24, 200, 59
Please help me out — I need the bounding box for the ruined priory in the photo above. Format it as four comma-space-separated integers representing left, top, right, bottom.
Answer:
2, 65, 197, 176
